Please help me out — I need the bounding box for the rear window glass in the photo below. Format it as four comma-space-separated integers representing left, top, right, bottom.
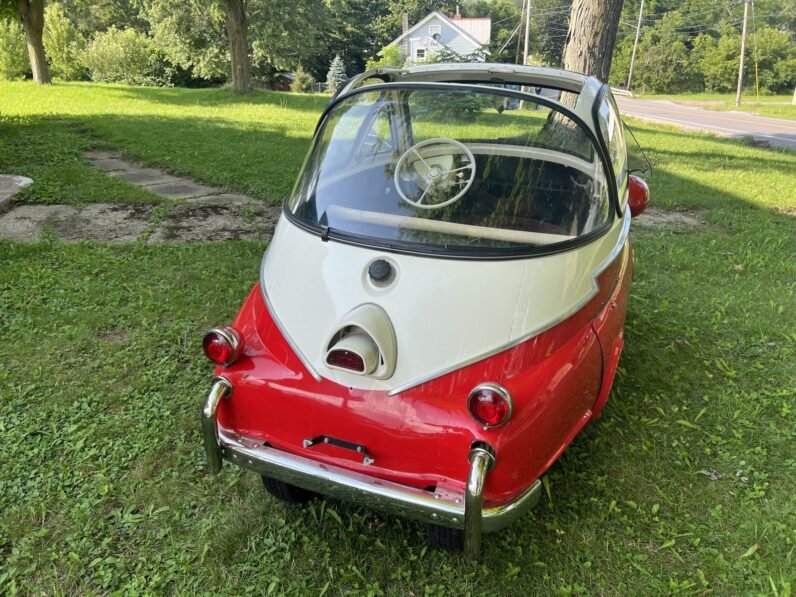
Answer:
289, 86, 612, 255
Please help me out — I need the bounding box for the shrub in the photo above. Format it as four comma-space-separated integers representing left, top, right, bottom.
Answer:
44, 3, 86, 81
326, 55, 347, 94
83, 27, 168, 86
0, 19, 28, 80
291, 66, 315, 93
366, 45, 403, 70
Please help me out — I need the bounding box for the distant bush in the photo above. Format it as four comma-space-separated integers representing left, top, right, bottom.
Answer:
83, 27, 168, 86
0, 19, 28, 80
44, 3, 87, 81
366, 45, 403, 70
326, 55, 347, 95
291, 66, 315, 93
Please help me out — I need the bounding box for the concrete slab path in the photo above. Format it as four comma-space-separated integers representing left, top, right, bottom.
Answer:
0, 151, 281, 243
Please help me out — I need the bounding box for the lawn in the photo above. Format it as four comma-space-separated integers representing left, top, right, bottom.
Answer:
1, 82, 795, 595
642, 92, 796, 121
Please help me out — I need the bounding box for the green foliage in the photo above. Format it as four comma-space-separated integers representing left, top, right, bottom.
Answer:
290, 65, 315, 93
325, 54, 347, 94
612, 0, 796, 93
249, 0, 330, 79
696, 31, 741, 93
83, 26, 167, 86
137, 0, 228, 81
0, 18, 27, 80
365, 44, 404, 70
304, 0, 384, 79
44, 3, 87, 80
753, 27, 796, 93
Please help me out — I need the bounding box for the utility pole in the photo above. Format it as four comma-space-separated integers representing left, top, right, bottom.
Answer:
523, 0, 531, 67
627, 0, 645, 92
735, 0, 750, 107
519, 0, 531, 109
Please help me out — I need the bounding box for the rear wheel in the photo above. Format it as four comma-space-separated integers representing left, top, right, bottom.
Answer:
426, 524, 464, 551
261, 476, 316, 504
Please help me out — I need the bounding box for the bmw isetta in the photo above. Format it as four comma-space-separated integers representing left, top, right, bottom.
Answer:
201, 63, 650, 558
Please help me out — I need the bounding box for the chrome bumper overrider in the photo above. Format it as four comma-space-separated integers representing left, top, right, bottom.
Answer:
201, 378, 541, 558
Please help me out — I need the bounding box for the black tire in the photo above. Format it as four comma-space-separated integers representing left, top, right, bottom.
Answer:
261, 476, 316, 504
426, 524, 464, 551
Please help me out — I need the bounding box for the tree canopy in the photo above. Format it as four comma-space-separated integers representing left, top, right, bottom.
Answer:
0, 0, 792, 94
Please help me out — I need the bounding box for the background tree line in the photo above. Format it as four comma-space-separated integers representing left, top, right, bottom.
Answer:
611, 0, 796, 94
1, 0, 793, 94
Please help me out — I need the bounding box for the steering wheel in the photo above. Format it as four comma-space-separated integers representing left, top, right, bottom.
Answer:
394, 138, 476, 210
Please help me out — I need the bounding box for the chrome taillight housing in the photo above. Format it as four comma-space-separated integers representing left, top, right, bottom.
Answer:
202, 326, 243, 367
467, 383, 513, 429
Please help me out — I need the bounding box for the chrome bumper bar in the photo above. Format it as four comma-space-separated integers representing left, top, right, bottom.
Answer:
201, 378, 541, 558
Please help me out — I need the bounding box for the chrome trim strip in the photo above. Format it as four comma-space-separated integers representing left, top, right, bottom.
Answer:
386, 212, 631, 396
217, 427, 542, 535
259, 250, 323, 382
464, 447, 496, 559
467, 383, 514, 430
202, 377, 233, 474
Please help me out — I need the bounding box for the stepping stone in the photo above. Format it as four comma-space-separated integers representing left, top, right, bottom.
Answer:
148, 204, 269, 243
110, 168, 182, 186
144, 180, 221, 200
89, 157, 133, 172
85, 150, 122, 161
53, 204, 153, 243
0, 175, 33, 212
186, 193, 261, 206
0, 205, 77, 243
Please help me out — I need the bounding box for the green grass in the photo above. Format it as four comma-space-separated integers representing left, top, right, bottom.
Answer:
1, 82, 795, 595
0, 82, 329, 204
642, 92, 796, 120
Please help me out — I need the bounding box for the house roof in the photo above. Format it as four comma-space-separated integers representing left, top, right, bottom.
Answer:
451, 16, 492, 45
386, 11, 491, 51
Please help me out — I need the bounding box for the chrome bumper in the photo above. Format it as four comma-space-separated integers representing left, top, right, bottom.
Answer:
201, 378, 541, 558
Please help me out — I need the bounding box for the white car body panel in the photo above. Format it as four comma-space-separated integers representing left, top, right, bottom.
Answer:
261, 211, 628, 393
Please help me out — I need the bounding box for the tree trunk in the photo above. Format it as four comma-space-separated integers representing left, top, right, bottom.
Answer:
223, 0, 251, 93
17, 0, 51, 84
560, 0, 624, 82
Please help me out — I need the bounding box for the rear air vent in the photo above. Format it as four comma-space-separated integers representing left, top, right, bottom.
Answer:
325, 304, 397, 379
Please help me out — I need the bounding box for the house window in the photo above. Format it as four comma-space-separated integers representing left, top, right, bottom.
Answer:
428, 25, 441, 37
415, 48, 426, 60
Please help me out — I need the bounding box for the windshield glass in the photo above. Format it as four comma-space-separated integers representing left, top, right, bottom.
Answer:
289, 86, 612, 255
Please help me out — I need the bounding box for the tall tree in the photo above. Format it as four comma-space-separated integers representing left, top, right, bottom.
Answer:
223, 0, 250, 92
560, 0, 624, 81
2, 0, 51, 82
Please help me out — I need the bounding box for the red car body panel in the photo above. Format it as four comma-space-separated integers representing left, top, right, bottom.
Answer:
215, 240, 632, 507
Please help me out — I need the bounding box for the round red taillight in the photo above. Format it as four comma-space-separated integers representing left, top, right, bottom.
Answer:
467, 384, 512, 429
628, 174, 650, 217
202, 327, 241, 366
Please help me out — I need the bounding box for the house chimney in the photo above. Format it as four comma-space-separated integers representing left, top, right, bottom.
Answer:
402, 13, 409, 60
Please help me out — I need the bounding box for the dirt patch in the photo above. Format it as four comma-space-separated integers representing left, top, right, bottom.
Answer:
634, 207, 704, 228
148, 203, 280, 243
97, 328, 129, 343
53, 203, 154, 242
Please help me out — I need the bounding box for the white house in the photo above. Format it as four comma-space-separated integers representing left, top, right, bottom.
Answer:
386, 8, 491, 63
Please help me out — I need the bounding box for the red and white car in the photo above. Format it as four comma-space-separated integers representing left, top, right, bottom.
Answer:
201, 63, 650, 558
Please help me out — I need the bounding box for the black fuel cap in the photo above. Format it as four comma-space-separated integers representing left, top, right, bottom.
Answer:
368, 259, 392, 282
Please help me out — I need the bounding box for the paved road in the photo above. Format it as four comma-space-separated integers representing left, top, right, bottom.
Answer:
616, 97, 796, 150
